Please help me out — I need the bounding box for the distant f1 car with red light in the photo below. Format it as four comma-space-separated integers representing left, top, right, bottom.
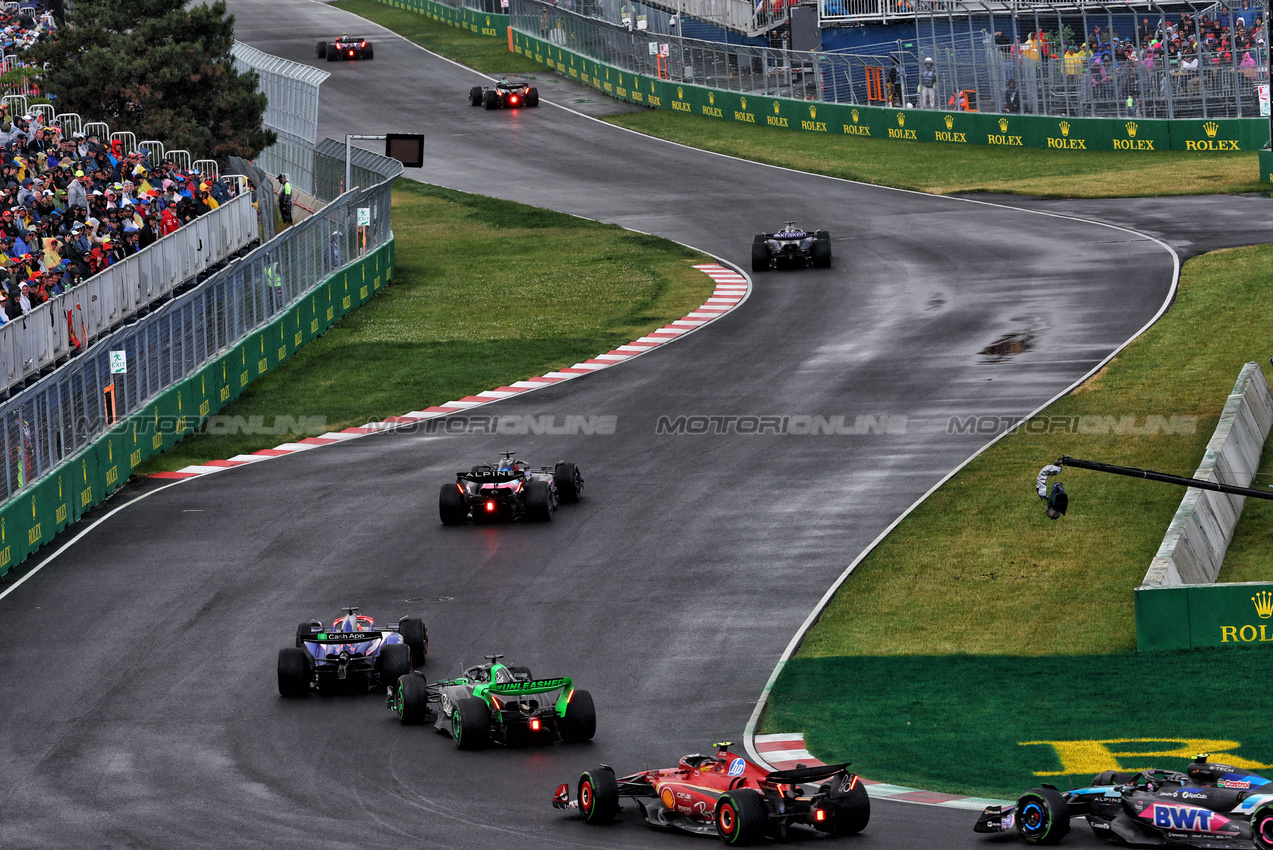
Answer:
277, 607, 426, 697
553, 742, 870, 844
469, 76, 539, 109
317, 34, 374, 60
439, 451, 582, 524
752, 222, 831, 271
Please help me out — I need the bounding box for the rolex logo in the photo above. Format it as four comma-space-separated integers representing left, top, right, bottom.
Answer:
773, 102, 780, 114
1125, 122, 1138, 138
1204, 121, 1219, 138
944, 114, 954, 130
1059, 121, 1070, 137
677, 86, 684, 99
708, 92, 715, 105
485, 15, 490, 23
1254, 591, 1273, 619
809, 105, 817, 119
998, 117, 1009, 133
896, 112, 905, 127
741, 96, 747, 110
851, 108, 859, 123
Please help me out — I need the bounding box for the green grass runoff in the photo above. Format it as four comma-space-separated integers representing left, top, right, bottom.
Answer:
136, 181, 711, 472
333, 0, 540, 72
762, 650, 1273, 800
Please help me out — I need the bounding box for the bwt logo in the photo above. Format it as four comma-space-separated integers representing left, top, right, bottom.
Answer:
656, 414, 906, 436
1148, 804, 1220, 832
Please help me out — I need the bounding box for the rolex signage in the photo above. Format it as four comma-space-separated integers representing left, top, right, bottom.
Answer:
1136, 582, 1273, 651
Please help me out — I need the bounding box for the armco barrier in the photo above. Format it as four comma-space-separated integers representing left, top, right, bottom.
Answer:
507, 29, 1271, 153
376, 0, 508, 37
1135, 363, 1273, 652
0, 241, 393, 579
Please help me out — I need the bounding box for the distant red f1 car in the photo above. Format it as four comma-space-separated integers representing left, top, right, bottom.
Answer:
553, 743, 869, 844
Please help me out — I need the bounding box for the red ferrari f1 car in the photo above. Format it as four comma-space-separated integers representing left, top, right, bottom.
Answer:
553, 743, 869, 844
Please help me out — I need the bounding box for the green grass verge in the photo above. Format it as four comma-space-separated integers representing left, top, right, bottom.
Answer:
135, 181, 711, 472
796, 244, 1273, 659
333, 0, 1266, 197
332, 0, 541, 72
761, 650, 1273, 800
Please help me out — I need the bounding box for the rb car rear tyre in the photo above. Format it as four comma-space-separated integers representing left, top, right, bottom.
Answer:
325, 45, 338, 61
525, 479, 554, 521
439, 483, 468, 525
453, 697, 491, 750
277, 647, 312, 697
364, 44, 373, 59
751, 237, 770, 272
715, 789, 768, 845
379, 643, 411, 685
1015, 787, 1070, 845
395, 674, 429, 725
469, 86, 483, 106
553, 461, 583, 503
400, 617, 427, 666
316, 41, 328, 58
578, 767, 620, 824
1252, 800, 1273, 850
558, 688, 597, 743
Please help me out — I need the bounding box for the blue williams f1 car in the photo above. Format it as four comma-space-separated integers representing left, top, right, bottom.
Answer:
277, 607, 427, 696
752, 222, 831, 271
975, 754, 1273, 848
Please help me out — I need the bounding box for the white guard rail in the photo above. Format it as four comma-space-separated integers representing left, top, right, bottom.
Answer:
0, 190, 257, 390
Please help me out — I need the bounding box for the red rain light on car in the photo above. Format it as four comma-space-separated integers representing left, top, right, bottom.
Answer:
509, 95, 518, 104
814, 809, 827, 822
348, 50, 355, 56
485, 501, 496, 512
530, 718, 541, 731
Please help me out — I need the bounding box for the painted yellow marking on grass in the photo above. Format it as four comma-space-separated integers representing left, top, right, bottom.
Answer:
1020, 739, 1271, 776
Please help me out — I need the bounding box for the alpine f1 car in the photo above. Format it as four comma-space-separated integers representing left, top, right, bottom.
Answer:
317, 34, 374, 60
468, 76, 540, 109
388, 654, 596, 749
751, 222, 831, 271
277, 607, 426, 697
439, 451, 582, 524
553, 742, 870, 845
974, 754, 1273, 847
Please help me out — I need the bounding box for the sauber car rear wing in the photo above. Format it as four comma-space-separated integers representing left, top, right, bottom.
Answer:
486, 677, 572, 696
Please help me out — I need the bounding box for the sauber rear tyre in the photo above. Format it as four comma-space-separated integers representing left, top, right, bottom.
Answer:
751, 237, 770, 272
439, 483, 468, 525
1015, 787, 1070, 845
526, 479, 554, 521
483, 90, 499, 109
818, 776, 870, 836
811, 237, 832, 268
554, 461, 583, 503
578, 767, 619, 824
526, 86, 539, 106
395, 674, 429, 725
379, 643, 411, 685
400, 617, 427, 666
715, 789, 768, 845
1252, 800, 1273, 850
469, 86, 483, 106
558, 688, 596, 743
453, 697, 491, 750
277, 647, 311, 697
316, 41, 328, 58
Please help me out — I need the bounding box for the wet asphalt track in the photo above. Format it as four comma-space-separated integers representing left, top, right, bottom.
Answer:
1, 0, 1272, 846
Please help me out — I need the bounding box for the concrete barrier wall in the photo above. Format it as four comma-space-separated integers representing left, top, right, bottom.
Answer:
1143, 362, 1273, 587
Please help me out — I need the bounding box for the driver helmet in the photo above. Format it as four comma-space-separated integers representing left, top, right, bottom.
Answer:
497, 457, 516, 475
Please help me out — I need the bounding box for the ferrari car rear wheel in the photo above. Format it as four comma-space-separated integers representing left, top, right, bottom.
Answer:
316, 41, 328, 59
715, 789, 768, 845
439, 483, 468, 525
818, 777, 870, 836
558, 688, 596, 743
400, 617, 427, 666
483, 90, 499, 109
395, 674, 429, 725
525, 479, 554, 521
380, 643, 411, 686
453, 697, 491, 750
578, 767, 619, 824
277, 647, 312, 697
526, 86, 540, 107
469, 86, 483, 106
751, 238, 770, 272
1015, 787, 1070, 845
554, 461, 583, 503
1253, 801, 1273, 850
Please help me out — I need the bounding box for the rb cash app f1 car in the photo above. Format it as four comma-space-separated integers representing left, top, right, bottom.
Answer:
388, 654, 596, 749
277, 607, 426, 696
975, 753, 1273, 847
553, 742, 869, 845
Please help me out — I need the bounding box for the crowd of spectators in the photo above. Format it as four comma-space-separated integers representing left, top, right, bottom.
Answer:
0, 113, 241, 328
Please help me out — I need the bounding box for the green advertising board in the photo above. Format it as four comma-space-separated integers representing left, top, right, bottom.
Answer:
376, 0, 508, 38
1137, 581, 1273, 651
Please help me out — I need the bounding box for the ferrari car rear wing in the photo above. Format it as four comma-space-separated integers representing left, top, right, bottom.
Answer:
764, 763, 852, 785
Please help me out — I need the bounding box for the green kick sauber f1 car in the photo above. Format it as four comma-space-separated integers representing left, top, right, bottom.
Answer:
387, 654, 596, 749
